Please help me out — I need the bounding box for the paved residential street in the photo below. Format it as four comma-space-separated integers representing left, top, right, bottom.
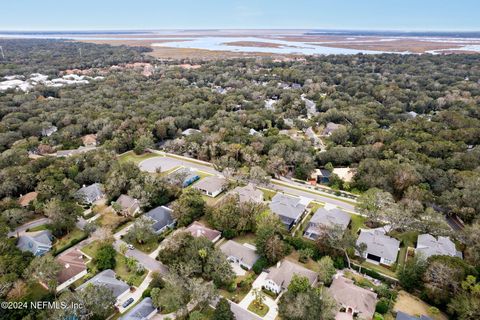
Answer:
146, 150, 358, 213
113, 225, 169, 274
8, 217, 51, 237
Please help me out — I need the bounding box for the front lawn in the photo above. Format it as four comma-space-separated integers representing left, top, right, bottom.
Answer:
350, 214, 366, 234
27, 224, 49, 232
53, 228, 87, 254
130, 239, 160, 254
115, 255, 147, 287
259, 188, 277, 201
97, 207, 129, 231
248, 300, 269, 317
219, 272, 255, 303
80, 240, 147, 287
394, 290, 448, 320
118, 151, 160, 165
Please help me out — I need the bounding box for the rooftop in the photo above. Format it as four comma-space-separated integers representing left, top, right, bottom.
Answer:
269, 193, 306, 223
56, 249, 87, 284
185, 221, 221, 242
356, 229, 400, 262
77, 269, 129, 298
266, 260, 317, 289
193, 176, 227, 193
309, 207, 351, 230
220, 240, 260, 267
230, 183, 264, 203
328, 276, 377, 320
145, 206, 174, 232
416, 234, 461, 259
120, 297, 156, 320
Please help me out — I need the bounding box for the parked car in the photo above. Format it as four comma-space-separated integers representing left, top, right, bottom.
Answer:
127, 244, 135, 250
122, 297, 134, 308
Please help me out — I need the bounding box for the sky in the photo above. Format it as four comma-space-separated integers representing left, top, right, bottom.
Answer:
2, 0, 479, 31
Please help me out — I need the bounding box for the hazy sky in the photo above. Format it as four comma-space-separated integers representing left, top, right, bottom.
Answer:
2, 0, 479, 31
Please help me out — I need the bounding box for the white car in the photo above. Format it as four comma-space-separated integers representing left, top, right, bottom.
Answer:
127, 244, 135, 250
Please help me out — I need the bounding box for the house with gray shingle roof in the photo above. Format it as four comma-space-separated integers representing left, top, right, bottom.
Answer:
416, 234, 462, 260
396, 311, 432, 320
115, 194, 141, 216
304, 207, 351, 240
328, 275, 377, 320
220, 240, 259, 270
229, 301, 262, 320
263, 260, 317, 294
229, 183, 263, 204
269, 193, 306, 230
77, 269, 130, 301
193, 176, 227, 198
145, 206, 175, 234
356, 228, 400, 266
75, 183, 105, 205
17, 230, 53, 256
120, 297, 157, 320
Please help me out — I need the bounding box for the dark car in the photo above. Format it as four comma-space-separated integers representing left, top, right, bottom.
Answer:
122, 298, 134, 308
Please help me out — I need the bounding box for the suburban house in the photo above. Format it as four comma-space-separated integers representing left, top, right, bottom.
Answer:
16, 230, 53, 256
193, 176, 227, 197
396, 311, 432, 320
220, 240, 259, 270
145, 206, 176, 234
269, 193, 306, 230
167, 168, 200, 187
115, 194, 141, 216
332, 167, 357, 183
77, 269, 130, 302
228, 301, 262, 320
75, 183, 105, 205
182, 128, 201, 136
356, 229, 400, 266
304, 206, 351, 240
229, 183, 264, 204
81, 134, 98, 147
263, 260, 317, 294
416, 234, 462, 260
55, 249, 88, 292
328, 275, 377, 320
322, 122, 343, 136
186, 221, 221, 243
310, 168, 332, 184
120, 297, 157, 320
18, 191, 38, 207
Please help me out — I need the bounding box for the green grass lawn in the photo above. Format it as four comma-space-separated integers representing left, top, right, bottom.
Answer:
80, 240, 103, 258
80, 240, 147, 287
259, 188, 277, 201
131, 239, 159, 254
350, 214, 366, 234
248, 300, 269, 317
118, 151, 160, 165
27, 224, 49, 232
219, 273, 254, 303
53, 228, 87, 253
115, 255, 147, 287
358, 260, 398, 278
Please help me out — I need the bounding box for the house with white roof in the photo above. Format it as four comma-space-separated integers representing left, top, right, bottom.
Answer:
416, 234, 462, 260
269, 193, 306, 230
356, 228, 400, 266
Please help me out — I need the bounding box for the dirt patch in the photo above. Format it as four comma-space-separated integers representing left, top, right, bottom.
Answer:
394, 291, 448, 320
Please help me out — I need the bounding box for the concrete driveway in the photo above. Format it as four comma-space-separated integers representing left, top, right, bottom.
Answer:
117, 272, 153, 313
239, 272, 278, 320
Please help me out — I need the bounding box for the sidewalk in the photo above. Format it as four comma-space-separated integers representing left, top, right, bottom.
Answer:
117, 271, 153, 313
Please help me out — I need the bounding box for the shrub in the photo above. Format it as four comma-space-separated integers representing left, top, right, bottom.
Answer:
375, 298, 389, 314
142, 288, 151, 298
252, 257, 269, 274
